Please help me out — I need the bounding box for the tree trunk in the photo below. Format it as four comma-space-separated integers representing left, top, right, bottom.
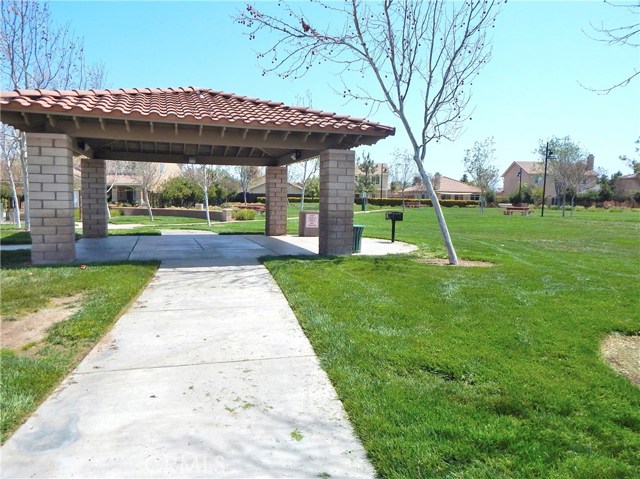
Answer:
19, 133, 30, 231
144, 188, 154, 221
7, 164, 21, 228
106, 185, 113, 219
300, 161, 307, 211
204, 190, 211, 227
562, 193, 566, 217
414, 151, 458, 265
570, 195, 575, 218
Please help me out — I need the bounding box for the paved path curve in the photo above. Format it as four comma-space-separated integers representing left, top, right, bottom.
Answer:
1, 234, 415, 478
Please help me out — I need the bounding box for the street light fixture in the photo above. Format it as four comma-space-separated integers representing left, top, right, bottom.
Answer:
541, 142, 557, 217
380, 165, 387, 201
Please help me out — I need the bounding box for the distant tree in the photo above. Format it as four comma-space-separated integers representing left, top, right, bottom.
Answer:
104, 160, 132, 218
391, 149, 417, 210
160, 176, 201, 208
460, 173, 469, 183
0, 126, 22, 226
129, 162, 162, 221
537, 136, 586, 217
305, 176, 320, 199
289, 158, 318, 210
355, 153, 377, 197
236, 0, 505, 264
216, 168, 240, 204
183, 164, 220, 226
236, 165, 260, 203
463, 137, 500, 214
563, 160, 591, 216
1, 0, 106, 231
583, 1, 639, 93
619, 137, 640, 173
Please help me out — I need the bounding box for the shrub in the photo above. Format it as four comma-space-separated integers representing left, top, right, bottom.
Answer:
109, 208, 123, 217
233, 209, 257, 221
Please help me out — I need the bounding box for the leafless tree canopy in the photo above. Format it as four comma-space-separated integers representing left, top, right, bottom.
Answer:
584, 1, 640, 93
463, 137, 499, 212
237, 0, 501, 153
1, 0, 106, 90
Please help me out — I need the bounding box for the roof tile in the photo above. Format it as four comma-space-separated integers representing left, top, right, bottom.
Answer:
0, 87, 395, 136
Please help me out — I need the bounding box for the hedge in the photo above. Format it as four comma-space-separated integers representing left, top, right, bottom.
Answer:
359, 198, 479, 208
254, 196, 479, 208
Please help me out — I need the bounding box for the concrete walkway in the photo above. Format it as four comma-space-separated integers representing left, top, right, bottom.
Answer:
1, 234, 416, 478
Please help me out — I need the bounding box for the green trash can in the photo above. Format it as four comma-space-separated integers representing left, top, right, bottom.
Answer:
352, 225, 365, 253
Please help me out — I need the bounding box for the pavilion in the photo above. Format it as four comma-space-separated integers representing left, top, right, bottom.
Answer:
0, 87, 394, 264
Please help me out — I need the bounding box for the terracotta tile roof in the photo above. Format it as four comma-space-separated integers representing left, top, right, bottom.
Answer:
0, 86, 394, 135
437, 176, 481, 194
404, 176, 480, 194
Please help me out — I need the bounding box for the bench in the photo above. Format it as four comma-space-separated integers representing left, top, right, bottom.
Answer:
405, 201, 423, 208
502, 207, 532, 216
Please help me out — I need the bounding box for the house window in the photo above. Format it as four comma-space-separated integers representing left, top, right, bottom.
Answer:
454, 194, 464, 200
441, 194, 451, 200
534, 176, 543, 185
471, 194, 480, 201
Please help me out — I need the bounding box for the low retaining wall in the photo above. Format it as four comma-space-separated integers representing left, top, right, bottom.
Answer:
110, 207, 233, 222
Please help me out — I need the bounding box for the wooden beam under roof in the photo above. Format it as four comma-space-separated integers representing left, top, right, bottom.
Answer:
94, 150, 277, 167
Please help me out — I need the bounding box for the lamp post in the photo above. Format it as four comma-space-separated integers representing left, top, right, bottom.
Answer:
541, 142, 556, 217
517, 168, 523, 201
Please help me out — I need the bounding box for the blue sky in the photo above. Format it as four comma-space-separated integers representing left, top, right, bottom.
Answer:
48, 0, 639, 184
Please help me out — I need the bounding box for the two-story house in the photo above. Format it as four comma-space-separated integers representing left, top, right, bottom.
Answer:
502, 155, 598, 202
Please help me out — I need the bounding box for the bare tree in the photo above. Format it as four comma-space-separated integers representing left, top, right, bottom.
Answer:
289, 158, 319, 211
129, 162, 162, 221
390, 149, 416, 210
1, 0, 106, 231
619, 136, 640, 173
236, 0, 504, 264
0, 125, 22, 226
183, 163, 218, 226
537, 136, 586, 217
563, 160, 590, 217
236, 165, 260, 203
463, 137, 500, 214
583, 1, 640, 93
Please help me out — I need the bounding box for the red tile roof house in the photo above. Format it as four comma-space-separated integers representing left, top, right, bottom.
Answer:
0, 87, 394, 264
395, 174, 481, 201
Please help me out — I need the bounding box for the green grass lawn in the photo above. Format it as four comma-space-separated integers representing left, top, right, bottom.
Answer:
0, 225, 31, 245
0, 256, 158, 443
264, 207, 640, 478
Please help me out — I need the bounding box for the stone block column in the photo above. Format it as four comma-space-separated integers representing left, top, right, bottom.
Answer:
265, 166, 288, 236
319, 149, 355, 255
26, 133, 76, 264
81, 157, 108, 238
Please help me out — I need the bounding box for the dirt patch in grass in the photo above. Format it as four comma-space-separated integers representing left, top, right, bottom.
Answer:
601, 333, 640, 387
1, 294, 84, 351
414, 258, 494, 267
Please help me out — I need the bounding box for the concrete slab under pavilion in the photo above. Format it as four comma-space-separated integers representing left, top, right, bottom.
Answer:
0, 87, 394, 264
